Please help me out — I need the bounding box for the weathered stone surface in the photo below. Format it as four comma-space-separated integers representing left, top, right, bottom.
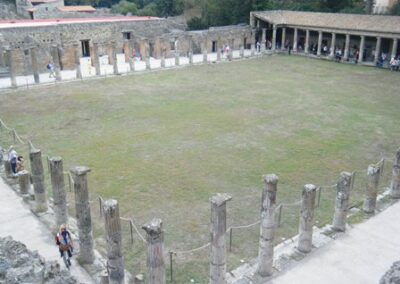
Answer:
380, 261, 400, 284
0, 236, 79, 284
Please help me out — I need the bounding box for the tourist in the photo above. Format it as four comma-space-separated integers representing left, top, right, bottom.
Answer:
354, 50, 359, 64
47, 62, 55, 78
323, 45, 328, 55
16, 156, 24, 172
256, 41, 260, 53
390, 56, 399, 71
55, 224, 74, 260
8, 146, 17, 175
335, 49, 342, 62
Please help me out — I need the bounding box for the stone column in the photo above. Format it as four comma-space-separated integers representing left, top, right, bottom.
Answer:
111, 42, 118, 74
188, 37, 193, 64
359, 35, 365, 63
103, 199, 125, 284
129, 39, 135, 71
281, 27, 286, 50
216, 39, 221, 61
293, 28, 298, 52
51, 45, 61, 81
0, 48, 4, 67
343, 34, 350, 61
374, 37, 382, 65
30, 47, 40, 84
73, 43, 82, 79
30, 149, 48, 212
70, 166, 95, 264
210, 193, 232, 284
203, 38, 208, 63
240, 45, 244, 58
257, 174, 278, 277
142, 218, 165, 284
123, 40, 130, 62
363, 164, 381, 213
391, 38, 398, 59
305, 30, 310, 54
329, 33, 336, 58
49, 157, 68, 228
298, 184, 317, 253
261, 28, 266, 52
271, 25, 277, 51
390, 149, 400, 198
251, 29, 256, 56
332, 172, 352, 232
317, 31, 323, 56
6, 49, 17, 88
18, 170, 30, 195
174, 39, 179, 65
228, 39, 234, 60
92, 42, 101, 76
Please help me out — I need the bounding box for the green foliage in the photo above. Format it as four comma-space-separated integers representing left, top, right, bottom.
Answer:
111, 0, 138, 15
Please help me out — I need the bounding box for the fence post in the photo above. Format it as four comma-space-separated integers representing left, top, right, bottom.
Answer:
49, 157, 68, 228
332, 172, 352, 232
298, 184, 317, 253
363, 164, 381, 213
390, 148, 400, 198
142, 218, 166, 284
18, 170, 30, 195
103, 199, 125, 284
210, 193, 232, 284
169, 251, 174, 283
257, 174, 278, 277
29, 148, 48, 212
229, 227, 233, 252
70, 166, 95, 264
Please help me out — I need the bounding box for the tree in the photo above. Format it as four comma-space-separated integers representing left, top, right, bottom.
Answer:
111, 0, 138, 14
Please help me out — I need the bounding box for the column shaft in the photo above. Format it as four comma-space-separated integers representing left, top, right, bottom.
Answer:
317, 31, 323, 56
104, 199, 125, 284
49, 157, 68, 228
7, 49, 17, 88
29, 149, 48, 212
30, 47, 40, 84
281, 28, 286, 50
51, 45, 62, 81
73, 43, 82, 79
143, 218, 165, 284
18, 170, 30, 195
391, 38, 398, 59
359, 36, 365, 63
298, 184, 317, 253
92, 42, 101, 76
111, 42, 118, 74
363, 165, 381, 213
329, 33, 336, 58
343, 34, 350, 60
293, 28, 298, 52
374, 37, 382, 64
305, 30, 310, 54
261, 28, 266, 52
272, 25, 277, 51
210, 193, 232, 284
71, 166, 94, 264
390, 149, 400, 198
257, 174, 278, 277
332, 172, 352, 231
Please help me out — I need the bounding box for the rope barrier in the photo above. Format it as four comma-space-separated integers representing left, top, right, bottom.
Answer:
171, 242, 210, 255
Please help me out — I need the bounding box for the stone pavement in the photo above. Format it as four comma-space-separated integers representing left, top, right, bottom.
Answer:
0, 177, 95, 283
231, 199, 400, 284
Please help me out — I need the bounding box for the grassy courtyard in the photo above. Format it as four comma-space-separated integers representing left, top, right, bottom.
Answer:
1, 55, 399, 282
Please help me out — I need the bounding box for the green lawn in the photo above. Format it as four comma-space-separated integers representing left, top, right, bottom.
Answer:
1, 55, 399, 283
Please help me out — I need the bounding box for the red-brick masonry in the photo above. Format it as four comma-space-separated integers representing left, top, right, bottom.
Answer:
0, 16, 160, 29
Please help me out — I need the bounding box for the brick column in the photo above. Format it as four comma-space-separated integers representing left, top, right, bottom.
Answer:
317, 31, 323, 56
390, 149, 400, 198
210, 193, 232, 284
272, 25, 277, 51
30, 47, 40, 84
363, 164, 381, 213
305, 30, 310, 54
30, 149, 48, 212
73, 43, 82, 79
359, 36, 365, 63
332, 172, 352, 232
49, 157, 68, 228
92, 42, 101, 76
374, 37, 382, 65
281, 27, 286, 50
298, 184, 317, 253
261, 28, 266, 52
391, 38, 398, 59
257, 174, 278, 277
104, 199, 125, 284
343, 34, 350, 61
142, 218, 165, 284
293, 28, 298, 52
6, 49, 17, 88
70, 166, 95, 264
51, 45, 61, 81
329, 33, 336, 58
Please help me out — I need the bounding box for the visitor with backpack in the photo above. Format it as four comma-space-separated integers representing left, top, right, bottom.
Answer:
55, 224, 74, 264
47, 62, 55, 78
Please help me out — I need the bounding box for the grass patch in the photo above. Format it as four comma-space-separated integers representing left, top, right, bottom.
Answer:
1, 55, 399, 282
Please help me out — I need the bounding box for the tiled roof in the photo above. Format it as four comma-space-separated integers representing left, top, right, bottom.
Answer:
58, 6, 96, 12
252, 10, 400, 34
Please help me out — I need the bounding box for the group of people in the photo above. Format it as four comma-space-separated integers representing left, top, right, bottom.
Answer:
390, 56, 400, 71
7, 146, 24, 176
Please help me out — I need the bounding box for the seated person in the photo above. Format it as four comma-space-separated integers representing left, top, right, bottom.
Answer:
16, 156, 24, 172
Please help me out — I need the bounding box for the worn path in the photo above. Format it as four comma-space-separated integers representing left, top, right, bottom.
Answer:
0, 177, 95, 284
270, 200, 400, 284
